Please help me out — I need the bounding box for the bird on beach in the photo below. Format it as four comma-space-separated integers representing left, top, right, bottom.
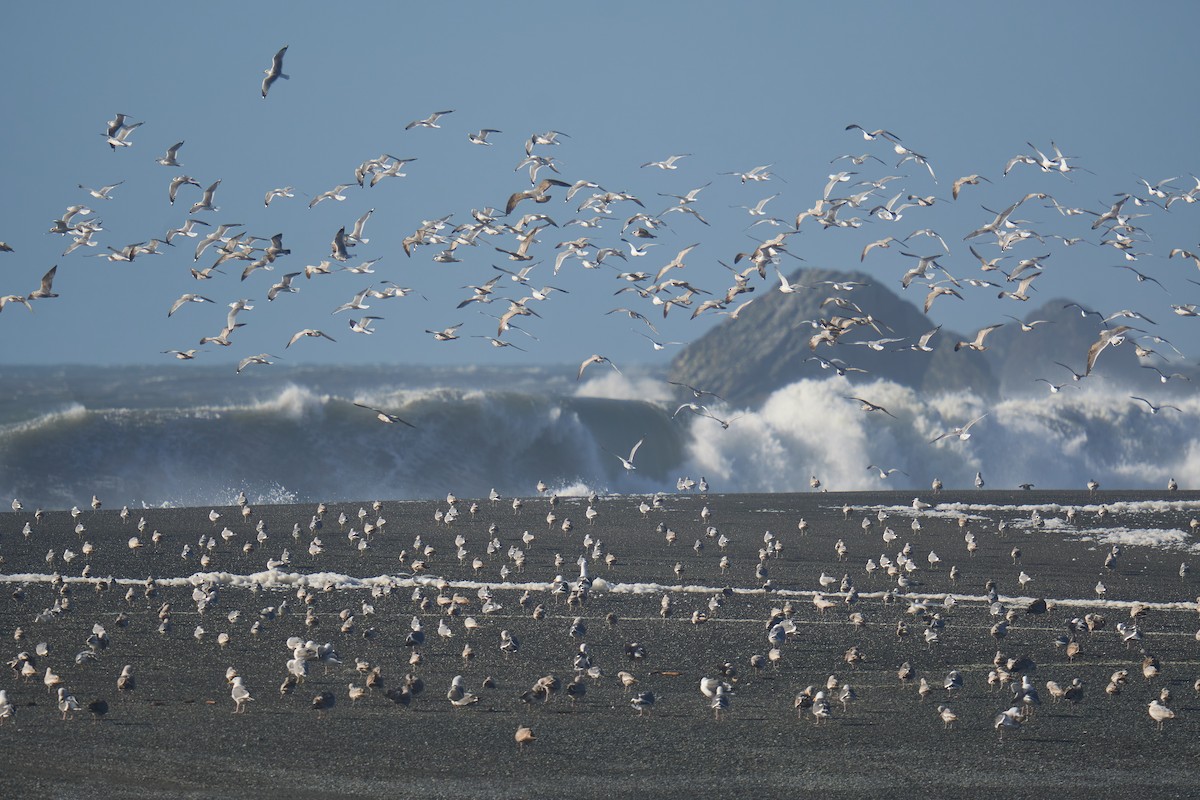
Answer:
1148, 698, 1175, 731
231, 677, 252, 713
58, 688, 82, 720
515, 725, 536, 750
630, 691, 656, 716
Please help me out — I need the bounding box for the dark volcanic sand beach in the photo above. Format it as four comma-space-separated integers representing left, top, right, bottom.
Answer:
2, 490, 1199, 799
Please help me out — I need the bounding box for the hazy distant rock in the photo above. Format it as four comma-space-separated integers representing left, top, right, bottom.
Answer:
668, 269, 1189, 410
668, 267, 990, 408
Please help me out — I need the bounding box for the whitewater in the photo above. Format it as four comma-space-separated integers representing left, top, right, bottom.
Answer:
4, 363, 1200, 510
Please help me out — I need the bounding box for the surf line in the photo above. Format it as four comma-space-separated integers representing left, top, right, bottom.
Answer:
1, 569, 1196, 614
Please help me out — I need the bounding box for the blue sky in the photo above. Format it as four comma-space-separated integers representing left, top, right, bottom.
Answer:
2, 1, 1198, 370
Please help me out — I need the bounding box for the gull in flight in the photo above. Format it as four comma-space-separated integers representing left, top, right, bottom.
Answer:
1034, 378, 1075, 394
845, 124, 901, 143
737, 193, 780, 216
105, 119, 143, 149
309, 184, 351, 209
1141, 365, 1190, 383
348, 316, 382, 334
426, 324, 463, 341
506, 178, 570, 215
578, 354, 620, 381
951, 174, 990, 200
156, 141, 185, 167
867, 465, 908, 479
954, 324, 1003, 352
353, 402, 416, 427
286, 329, 336, 348
261, 45, 289, 97
468, 129, 501, 145
267, 272, 302, 301
929, 413, 988, 444
189, 180, 222, 214
845, 396, 898, 419
406, 110, 454, 130
236, 354, 278, 374
168, 175, 201, 205
775, 267, 808, 294
1130, 396, 1182, 415
167, 293, 214, 316
1084, 325, 1137, 376
605, 438, 644, 471
79, 181, 124, 200
28, 266, 59, 301
668, 381, 724, 401
264, 186, 295, 206
721, 164, 775, 183
641, 154, 690, 170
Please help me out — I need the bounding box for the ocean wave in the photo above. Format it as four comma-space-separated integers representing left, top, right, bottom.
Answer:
0, 382, 684, 508
4, 371, 1200, 509
677, 377, 1200, 495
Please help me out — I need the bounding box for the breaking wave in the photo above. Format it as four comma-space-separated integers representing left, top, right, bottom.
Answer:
3, 368, 1198, 508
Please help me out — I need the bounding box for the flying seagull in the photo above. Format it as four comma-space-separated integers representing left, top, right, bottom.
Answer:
353, 402, 416, 428
156, 141, 185, 167
606, 438, 644, 471
845, 396, 898, 419
262, 46, 289, 98
668, 381, 724, 401
1130, 396, 1182, 415
578, 354, 620, 381
929, 413, 988, 444
406, 110, 454, 130
1084, 325, 1137, 377
286, 329, 336, 348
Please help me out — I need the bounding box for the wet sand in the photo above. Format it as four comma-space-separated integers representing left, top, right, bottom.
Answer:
1, 490, 1199, 799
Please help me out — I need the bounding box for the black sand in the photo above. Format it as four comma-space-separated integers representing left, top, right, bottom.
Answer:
1, 490, 1198, 799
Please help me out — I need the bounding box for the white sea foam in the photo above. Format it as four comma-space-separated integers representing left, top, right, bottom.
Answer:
675, 376, 1200, 493
575, 371, 674, 403
6, 369, 1200, 508
1, 570, 1194, 613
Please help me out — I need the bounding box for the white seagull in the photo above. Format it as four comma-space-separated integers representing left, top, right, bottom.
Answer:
406, 110, 454, 130
607, 438, 644, 471
929, 413, 988, 444
261, 45, 289, 98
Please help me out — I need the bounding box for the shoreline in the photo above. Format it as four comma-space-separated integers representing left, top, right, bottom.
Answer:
2, 491, 1198, 798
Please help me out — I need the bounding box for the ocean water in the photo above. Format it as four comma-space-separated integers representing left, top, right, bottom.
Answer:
3, 364, 1199, 509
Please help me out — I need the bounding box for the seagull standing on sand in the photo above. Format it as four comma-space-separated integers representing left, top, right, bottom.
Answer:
1148, 698, 1175, 731
57, 690, 82, 719
515, 726, 535, 750
231, 676, 252, 713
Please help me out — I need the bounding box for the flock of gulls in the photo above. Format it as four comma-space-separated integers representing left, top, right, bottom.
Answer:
2, 484, 1198, 766
2, 44, 1198, 481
